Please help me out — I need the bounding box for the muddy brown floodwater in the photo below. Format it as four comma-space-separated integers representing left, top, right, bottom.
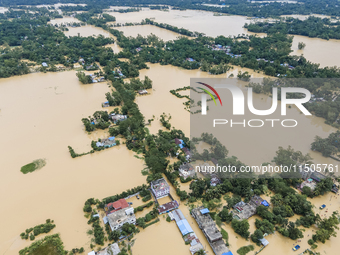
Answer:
115, 24, 189, 41
1, 8, 340, 255
50, 17, 122, 54
106, 8, 340, 67
137, 63, 340, 167
0, 71, 146, 255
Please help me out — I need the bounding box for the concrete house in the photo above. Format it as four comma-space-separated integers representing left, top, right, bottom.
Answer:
179, 162, 196, 178
107, 206, 136, 231
104, 198, 129, 215
151, 178, 170, 199
191, 207, 232, 255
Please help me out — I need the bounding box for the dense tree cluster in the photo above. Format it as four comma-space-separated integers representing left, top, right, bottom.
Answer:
245, 17, 340, 40
231, 219, 250, 239
311, 131, 340, 157
20, 219, 56, 241
19, 234, 67, 255
6, 0, 340, 18
144, 18, 203, 37
0, 10, 114, 78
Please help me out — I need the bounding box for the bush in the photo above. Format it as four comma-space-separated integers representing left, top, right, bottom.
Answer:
231, 219, 250, 239
21, 220, 56, 240
221, 228, 229, 246
144, 218, 160, 228
20, 159, 46, 174
308, 239, 314, 245
237, 245, 254, 255
83, 204, 92, 213
142, 194, 152, 202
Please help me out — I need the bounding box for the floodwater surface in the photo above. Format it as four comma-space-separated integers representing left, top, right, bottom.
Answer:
0, 71, 146, 255
108, 8, 340, 67
1, 7, 340, 255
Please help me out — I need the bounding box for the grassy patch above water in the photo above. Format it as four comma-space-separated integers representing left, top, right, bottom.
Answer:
221, 228, 229, 246
19, 234, 66, 255
237, 245, 254, 255
21, 159, 46, 174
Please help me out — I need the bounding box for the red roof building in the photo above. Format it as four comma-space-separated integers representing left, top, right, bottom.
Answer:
105, 199, 129, 215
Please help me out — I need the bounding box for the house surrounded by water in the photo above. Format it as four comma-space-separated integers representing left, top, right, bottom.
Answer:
191, 206, 232, 255
106, 206, 136, 231
151, 178, 170, 199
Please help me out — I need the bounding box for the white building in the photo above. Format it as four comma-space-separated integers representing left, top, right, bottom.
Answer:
107, 206, 136, 231
151, 178, 170, 199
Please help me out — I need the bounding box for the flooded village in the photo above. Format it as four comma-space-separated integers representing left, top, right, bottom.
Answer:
1, 2, 340, 255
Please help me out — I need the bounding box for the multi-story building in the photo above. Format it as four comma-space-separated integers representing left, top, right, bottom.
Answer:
151, 178, 170, 199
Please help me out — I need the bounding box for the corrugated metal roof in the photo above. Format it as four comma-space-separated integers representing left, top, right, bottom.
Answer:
200, 208, 210, 215
173, 209, 185, 222
261, 200, 269, 207
176, 219, 193, 236
260, 238, 269, 246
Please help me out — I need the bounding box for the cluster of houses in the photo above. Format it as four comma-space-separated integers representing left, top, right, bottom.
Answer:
149, 178, 205, 254
110, 113, 128, 124
87, 199, 134, 255
150, 178, 180, 214
196, 161, 222, 187
210, 44, 241, 58
112, 70, 125, 78
233, 195, 269, 220
192, 207, 233, 255
230, 195, 270, 247
96, 137, 116, 148
175, 138, 191, 160
299, 165, 339, 193
211, 44, 231, 53
172, 208, 205, 255
310, 94, 326, 103
256, 58, 295, 70
89, 73, 105, 83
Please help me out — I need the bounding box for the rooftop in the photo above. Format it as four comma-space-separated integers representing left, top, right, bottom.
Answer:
105, 199, 129, 215
192, 207, 221, 241
179, 162, 194, 172
107, 206, 135, 229
259, 238, 269, 247
158, 200, 179, 214
151, 178, 169, 192
97, 243, 121, 255
233, 195, 266, 220
192, 206, 230, 255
